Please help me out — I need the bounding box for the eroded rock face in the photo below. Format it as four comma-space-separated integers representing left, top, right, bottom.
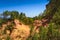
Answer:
33, 19, 48, 34
10, 19, 30, 40
0, 19, 30, 40
33, 20, 42, 27
33, 19, 48, 27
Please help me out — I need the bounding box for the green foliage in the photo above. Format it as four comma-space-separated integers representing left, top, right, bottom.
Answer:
5, 25, 14, 32
10, 11, 19, 19
27, 23, 60, 40
6, 36, 11, 40
2, 11, 10, 19
39, 27, 48, 40
0, 0, 60, 40
32, 33, 39, 40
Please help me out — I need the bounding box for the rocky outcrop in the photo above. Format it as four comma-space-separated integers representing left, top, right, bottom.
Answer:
0, 19, 30, 40
10, 19, 30, 40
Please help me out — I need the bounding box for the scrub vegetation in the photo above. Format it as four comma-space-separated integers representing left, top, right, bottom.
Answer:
0, 0, 60, 40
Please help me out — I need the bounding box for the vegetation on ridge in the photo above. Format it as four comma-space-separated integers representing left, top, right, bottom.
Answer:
0, 0, 60, 40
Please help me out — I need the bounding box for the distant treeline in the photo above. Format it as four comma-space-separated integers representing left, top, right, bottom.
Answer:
0, 0, 60, 25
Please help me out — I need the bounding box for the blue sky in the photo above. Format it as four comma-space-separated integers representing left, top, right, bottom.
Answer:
0, 0, 49, 17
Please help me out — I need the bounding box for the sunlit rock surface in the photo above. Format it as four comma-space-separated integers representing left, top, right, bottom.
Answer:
0, 19, 30, 40
11, 19, 30, 40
